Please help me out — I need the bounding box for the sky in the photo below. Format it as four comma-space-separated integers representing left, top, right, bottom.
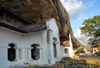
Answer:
60, 0, 100, 47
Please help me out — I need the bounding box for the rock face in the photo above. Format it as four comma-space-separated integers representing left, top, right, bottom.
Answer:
0, 0, 83, 48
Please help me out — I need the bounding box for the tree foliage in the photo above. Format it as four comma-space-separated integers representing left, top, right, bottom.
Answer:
80, 15, 100, 47
75, 47, 85, 54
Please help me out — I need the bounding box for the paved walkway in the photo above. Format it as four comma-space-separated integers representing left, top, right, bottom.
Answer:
82, 54, 100, 58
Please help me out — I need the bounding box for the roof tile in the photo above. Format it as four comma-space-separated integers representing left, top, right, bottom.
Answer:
21, 22, 46, 32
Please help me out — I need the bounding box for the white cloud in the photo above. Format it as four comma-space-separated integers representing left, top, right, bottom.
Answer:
75, 14, 84, 22
63, 0, 84, 15
84, 17, 88, 20
74, 29, 91, 46
74, 14, 88, 23
60, 0, 96, 20
74, 29, 85, 38
82, 24, 85, 27
60, 0, 65, 3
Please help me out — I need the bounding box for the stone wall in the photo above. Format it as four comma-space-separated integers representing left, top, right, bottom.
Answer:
11, 57, 100, 68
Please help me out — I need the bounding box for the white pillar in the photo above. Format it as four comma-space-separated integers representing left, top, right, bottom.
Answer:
48, 29, 55, 64
53, 39, 60, 58
14, 47, 19, 61
4, 46, 10, 61
57, 38, 61, 59
37, 47, 43, 60
27, 47, 33, 60
0, 46, 10, 67
56, 43, 59, 58
22, 49, 25, 60
16, 49, 19, 60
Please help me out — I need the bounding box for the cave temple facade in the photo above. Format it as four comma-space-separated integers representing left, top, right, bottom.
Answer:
0, 8, 61, 68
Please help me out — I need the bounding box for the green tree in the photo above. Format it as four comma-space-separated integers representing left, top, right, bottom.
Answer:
75, 47, 85, 54
80, 15, 100, 47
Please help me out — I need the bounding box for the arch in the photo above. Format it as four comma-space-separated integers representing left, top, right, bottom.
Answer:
53, 37, 57, 42
31, 44, 40, 60
30, 42, 41, 47
8, 43, 16, 61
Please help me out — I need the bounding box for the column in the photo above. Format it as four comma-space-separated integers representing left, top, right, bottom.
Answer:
48, 29, 55, 64
57, 36, 61, 61
0, 46, 10, 67
4, 46, 10, 61
55, 39, 60, 58
22, 49, 25, 60
27, 47, 33, 60
37, 47, 43, 60
55, 43, 59, 58
14, 47, 19, 61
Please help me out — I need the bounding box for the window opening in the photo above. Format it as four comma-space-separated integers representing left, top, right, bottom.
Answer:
65, 48, 68, 53
31, 44, 40, 60
8, 43, 16, 61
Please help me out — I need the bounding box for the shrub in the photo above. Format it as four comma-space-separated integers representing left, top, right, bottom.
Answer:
75, 47, 85, 54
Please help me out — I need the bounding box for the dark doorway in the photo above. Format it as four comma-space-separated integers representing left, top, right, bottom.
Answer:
53, 43, 57, 57
31, 44, 40, 60
8, 43, 16, 61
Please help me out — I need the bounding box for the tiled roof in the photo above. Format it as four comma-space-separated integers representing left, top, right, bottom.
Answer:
21, 23, 46, 32
0, 21, 27, 33
61, 41, 70, 46
0, 21, 46, 33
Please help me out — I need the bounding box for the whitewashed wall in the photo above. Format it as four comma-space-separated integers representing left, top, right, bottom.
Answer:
61, 45, 74, 58
84, 48, 90, 54
0, 27, 50, 68
93, 48, 99, 53
61, 45, 70, 58
46, 18, 59, 38
60, 34, 74, 58
0, 18, 61, 68
0, 27, 24, 68
46, 18, 61, 63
